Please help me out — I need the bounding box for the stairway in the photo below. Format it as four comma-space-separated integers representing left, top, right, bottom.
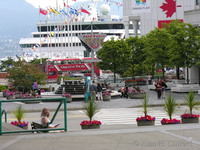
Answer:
54, 80, 85, 95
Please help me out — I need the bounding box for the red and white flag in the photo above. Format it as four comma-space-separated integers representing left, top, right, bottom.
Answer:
39, 8, 48, 15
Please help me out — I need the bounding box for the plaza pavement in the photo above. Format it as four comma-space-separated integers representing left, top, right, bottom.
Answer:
1, 86, 200, 150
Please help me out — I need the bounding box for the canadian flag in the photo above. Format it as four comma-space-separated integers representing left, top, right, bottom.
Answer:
39, 8, 48, 15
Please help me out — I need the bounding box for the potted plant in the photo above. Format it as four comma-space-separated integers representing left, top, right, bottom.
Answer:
6, 91, 15, 100
80, 99, 101, 129
11, 105, 28, 129
181, 91, 200, 123
128, 86, 145, 99
15, 91, 22, 99
102, 91, 111, 101
136, 94, 155, 126
161, 95, 181, 125
62, 93, 72, 103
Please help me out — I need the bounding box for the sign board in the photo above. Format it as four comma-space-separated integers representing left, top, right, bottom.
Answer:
132, 0, 151, 14
78, 34, 106, 52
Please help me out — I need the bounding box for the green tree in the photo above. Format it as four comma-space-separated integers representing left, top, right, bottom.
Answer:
97, 38, 130, 82
164, 20, 200, 82
143, 28, 172, 78
6, 59, 46, 93
0, 57, 16, 71
125, 36, 146, 77
29, 58, 48, 65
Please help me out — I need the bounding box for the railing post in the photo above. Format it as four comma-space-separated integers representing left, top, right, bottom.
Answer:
0, 101, 2, 135
64, 97, 67, 131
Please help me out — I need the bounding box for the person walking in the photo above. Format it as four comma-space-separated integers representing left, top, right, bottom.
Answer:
89, 81, 97, 100
161, 79, 168, 98
154, 80, 162, 99
33, 80, 41, 95
97, 83, 103, 101
124, 85, 129, 99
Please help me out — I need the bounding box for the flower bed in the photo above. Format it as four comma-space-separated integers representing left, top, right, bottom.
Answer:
161, 118, 181, 125
62, 93, 72, 103
181, 114, 199, 123
128, 87, 146, 99
136, 115, 155, 122
11, 121, 29, 129
80, 120, 101, 129
102, 91, 111, 101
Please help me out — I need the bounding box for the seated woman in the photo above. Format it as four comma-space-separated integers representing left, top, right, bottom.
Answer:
41, 107, 59, 128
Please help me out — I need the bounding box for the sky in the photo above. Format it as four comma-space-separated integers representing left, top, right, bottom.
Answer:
0, 0, 122, 37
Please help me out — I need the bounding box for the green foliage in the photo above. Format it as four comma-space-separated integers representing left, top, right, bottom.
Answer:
6, 59, 46, 92
97, 38, 130, 81
0, 85, 8, 92
84, 99, 100, 121
185, 91, 200, 114
164, 95, 176, 120
0, 57, 16, 71
13, 105, 24, 122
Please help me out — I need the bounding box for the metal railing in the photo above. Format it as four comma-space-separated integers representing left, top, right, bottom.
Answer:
1, 110, 7, 123
0, 97, 67, 135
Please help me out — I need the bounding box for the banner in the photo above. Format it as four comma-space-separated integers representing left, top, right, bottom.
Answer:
78, 34, 106, 52
132, 0, 151, 14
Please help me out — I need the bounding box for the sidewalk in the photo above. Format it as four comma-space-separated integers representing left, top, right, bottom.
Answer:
1, 86, 200, 149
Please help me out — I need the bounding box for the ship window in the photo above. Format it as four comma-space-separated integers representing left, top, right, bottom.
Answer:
49, 71, 56, 75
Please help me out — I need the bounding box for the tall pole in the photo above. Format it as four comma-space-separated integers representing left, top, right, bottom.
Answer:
91, 21, 95, 82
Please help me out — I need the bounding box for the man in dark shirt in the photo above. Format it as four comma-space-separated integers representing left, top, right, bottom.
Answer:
89, 81, 97, 100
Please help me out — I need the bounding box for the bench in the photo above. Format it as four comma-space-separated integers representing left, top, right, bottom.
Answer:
31, 122, 49, 133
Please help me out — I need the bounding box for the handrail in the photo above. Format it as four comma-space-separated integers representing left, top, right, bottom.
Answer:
0, 97, 67, 135
1, 110, 7, 123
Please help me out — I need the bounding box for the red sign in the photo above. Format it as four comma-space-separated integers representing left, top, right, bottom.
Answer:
158, 19, 183, 28
58, 64, 89, 71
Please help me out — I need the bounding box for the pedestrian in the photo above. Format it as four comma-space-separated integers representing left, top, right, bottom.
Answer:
124, 85, 129, 98
33, 80, 41, 95
97, 83, 103, 101
154, 80, 162, 99
161, 79, 168, 98
89, 81, 97, 100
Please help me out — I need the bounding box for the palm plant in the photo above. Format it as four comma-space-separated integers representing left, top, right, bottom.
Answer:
164, 95, 176, 120
185, 91, 200, 114
13, 105, 24, 122
84, 99, 100, 121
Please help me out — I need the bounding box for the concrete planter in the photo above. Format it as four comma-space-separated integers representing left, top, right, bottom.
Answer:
103, 95, 111, 101
67, 97, 72, 103
137, 121, 155, 126
6, 95, 15, 100
182, 118, 199, 123
81, 124, 100, 130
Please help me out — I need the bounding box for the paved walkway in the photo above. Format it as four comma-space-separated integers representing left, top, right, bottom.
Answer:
1, 86, 200, 149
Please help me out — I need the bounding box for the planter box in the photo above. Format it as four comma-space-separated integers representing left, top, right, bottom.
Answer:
137, 121, 155, 126
6, 95, 15, 100
103, 95, 111, 101
67, 97, 72, 103
182, 118, 199, 123
128, 93, 145, 99
81, 124, 100, 130
15, 93, 22, 99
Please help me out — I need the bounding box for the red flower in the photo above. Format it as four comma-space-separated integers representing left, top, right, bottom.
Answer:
80, 120, 101, 126
161, 118, 181, 124
181, 114, 199, 119
136, 115, 155, 122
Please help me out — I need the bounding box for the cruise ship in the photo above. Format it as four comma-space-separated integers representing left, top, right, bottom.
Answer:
19, 1, 135, 60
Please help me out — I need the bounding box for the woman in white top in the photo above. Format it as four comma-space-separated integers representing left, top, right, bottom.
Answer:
41, 107, 58, 128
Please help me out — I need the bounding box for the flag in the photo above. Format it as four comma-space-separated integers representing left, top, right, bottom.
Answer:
39, 8, 48, 15
70, 8, 78, 16
49, 7, 56, 14
81, 8, 90, 14
60, 9, 69, 16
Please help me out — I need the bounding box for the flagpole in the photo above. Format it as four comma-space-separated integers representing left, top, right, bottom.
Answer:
39, 6, 42, 64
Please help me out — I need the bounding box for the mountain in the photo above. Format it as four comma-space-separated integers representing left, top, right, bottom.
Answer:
0, 0, 38, 58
